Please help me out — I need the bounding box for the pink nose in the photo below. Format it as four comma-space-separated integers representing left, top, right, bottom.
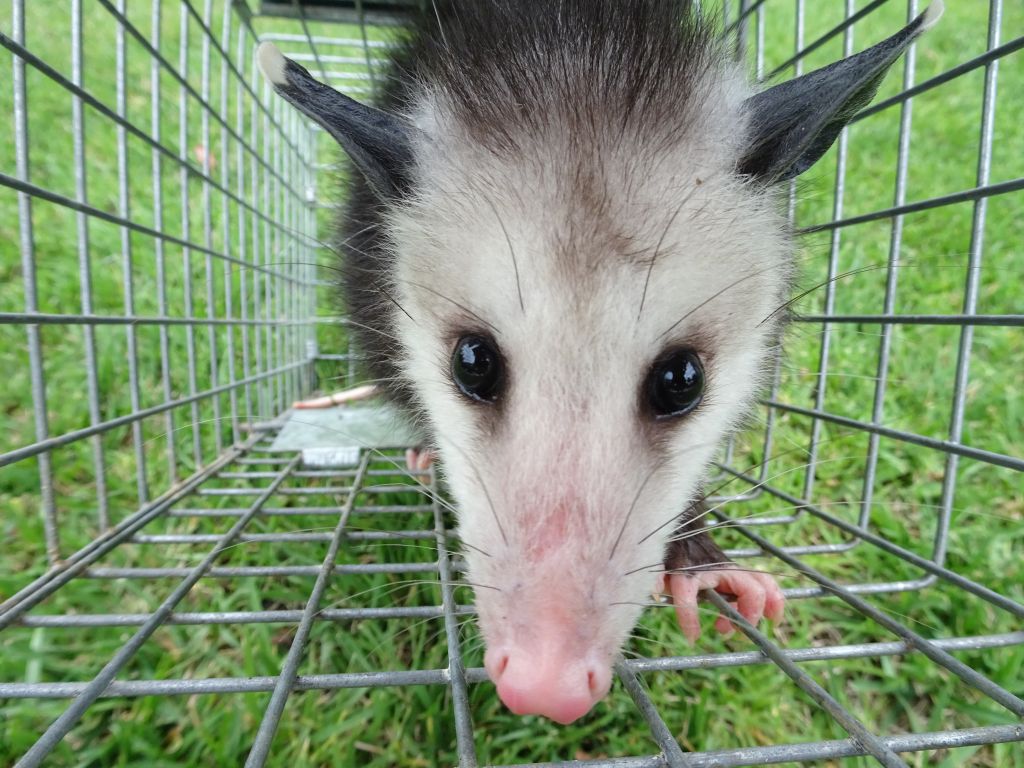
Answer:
485, 647, 612, 724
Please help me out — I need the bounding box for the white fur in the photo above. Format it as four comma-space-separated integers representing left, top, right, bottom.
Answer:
921, 1, 944, 32
256, 42, 288, 86
386, 60, 792, 667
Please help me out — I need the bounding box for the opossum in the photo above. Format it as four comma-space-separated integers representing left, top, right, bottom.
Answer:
258, 0, 941, 725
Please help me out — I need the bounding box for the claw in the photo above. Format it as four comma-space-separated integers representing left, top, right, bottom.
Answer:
667, 567, 785, 643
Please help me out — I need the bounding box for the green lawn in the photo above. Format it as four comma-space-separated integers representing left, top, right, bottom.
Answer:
1, 1, 1022, 767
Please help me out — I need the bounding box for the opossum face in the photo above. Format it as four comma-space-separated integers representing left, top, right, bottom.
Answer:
258, 0, 938, 723
389, 102, 791, 722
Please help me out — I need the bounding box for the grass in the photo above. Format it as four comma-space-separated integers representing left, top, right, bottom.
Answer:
1, 1, 1022, 766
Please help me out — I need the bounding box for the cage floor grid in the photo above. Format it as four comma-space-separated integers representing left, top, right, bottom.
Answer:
2, 430, 1021, 767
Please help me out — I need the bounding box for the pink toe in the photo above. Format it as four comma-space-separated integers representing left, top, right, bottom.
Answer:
714, 614, 734, 635
667, 574, 702, 643
669, 568, 786, 644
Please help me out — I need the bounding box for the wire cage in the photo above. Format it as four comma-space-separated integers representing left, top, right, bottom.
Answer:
1, 0, 1021, 766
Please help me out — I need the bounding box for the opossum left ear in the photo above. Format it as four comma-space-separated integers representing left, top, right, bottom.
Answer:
257, 42, 414, 200
739, 1, 943, 183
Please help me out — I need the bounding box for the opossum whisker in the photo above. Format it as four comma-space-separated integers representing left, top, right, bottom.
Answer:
620, 556, 799, 581
632, 441, 857, 547
444, 440, 510, 547
654, 565, 801, 582
684, 454, 862, 530
622, 632, 693, 655
146, 411, 464, 529
317, 577, 498, 614
323, 522, 489, 558
370, 280, 417, 322
609, 440, 717, 560
636, 190, 693, 321
760, 259, 981, 327
335, 316, 404, 344
659, 259, 790, 339
670, 426, 862, 514
317, 579, 445, 611
678, 499, 986, 533
484, 196, 524, 313
612, 601, 736, 617
403, 278, 501, 335
607, 455, 671, 562
361, 614, 454, 662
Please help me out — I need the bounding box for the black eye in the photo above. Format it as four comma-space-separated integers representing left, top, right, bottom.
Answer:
647, 349, 704, 419
451, 335, 503, 403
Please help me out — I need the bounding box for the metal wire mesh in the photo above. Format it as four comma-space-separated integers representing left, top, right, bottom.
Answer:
1, 1, 1021, 766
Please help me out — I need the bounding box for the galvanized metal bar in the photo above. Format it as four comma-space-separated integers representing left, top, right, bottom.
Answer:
251, 48, 269, 420
860, 0, 920, 532
0, 434, 260, 627
167, 504, 434, 516
0, 311, 309, 327
260, 58, 276, 417
2, 668, 460, 700
0, 362, 305, 469
614, 661, 694, 768
150, 0, 182, 483
96, 0, 308, 202
490, 726, 1024, 768
114, 0, 149, 508
716, 467, 1024, 618
854, 34, 1024, 123
704, 592, 910, 768
0, 171, 314, 284
355, 0, 378, 92
799, 176, 1024, 234
765, 0, 887, 79
0, 30, 302, 246
935, 0, 1003, 567
10, 0, 60, 562
237, 20, 257, 426
12, 457, 301, 768
3, 632, 1022, 698
219, 0, 241, 446
17, 604, 475, 628
759, 400, 1024, 472
430, 465, 479, 767
182, 0, 307, 158
179, 3, 204, 468
257, 32, 397, 49
722, 522, 1024, 715
83, 561, 441, 578
796, 313, 1024, 326
799, 0, 855, 511
70, 0, 111, 530
245, 452, 371, 766
132, 529, 434, 544
200, 0, 225, 457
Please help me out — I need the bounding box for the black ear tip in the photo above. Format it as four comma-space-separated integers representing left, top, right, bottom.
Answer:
257, 41, 290, 87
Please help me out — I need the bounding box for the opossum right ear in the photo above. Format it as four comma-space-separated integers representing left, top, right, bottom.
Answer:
257, 42, 414, 200
739, 1, 943, 183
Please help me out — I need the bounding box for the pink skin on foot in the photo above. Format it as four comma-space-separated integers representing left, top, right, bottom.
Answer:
666, 567, 785, 643
292, 383, 379, 410
405, 448, 434, 473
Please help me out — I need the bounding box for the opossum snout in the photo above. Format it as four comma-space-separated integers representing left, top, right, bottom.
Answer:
484, 635, 612, 724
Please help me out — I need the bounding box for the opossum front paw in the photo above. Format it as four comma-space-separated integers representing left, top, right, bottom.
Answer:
667, 567, 784, 643
404, 448, 434, 473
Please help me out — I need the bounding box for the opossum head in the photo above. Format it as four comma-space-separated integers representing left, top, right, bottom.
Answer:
259, 0, 940, 725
